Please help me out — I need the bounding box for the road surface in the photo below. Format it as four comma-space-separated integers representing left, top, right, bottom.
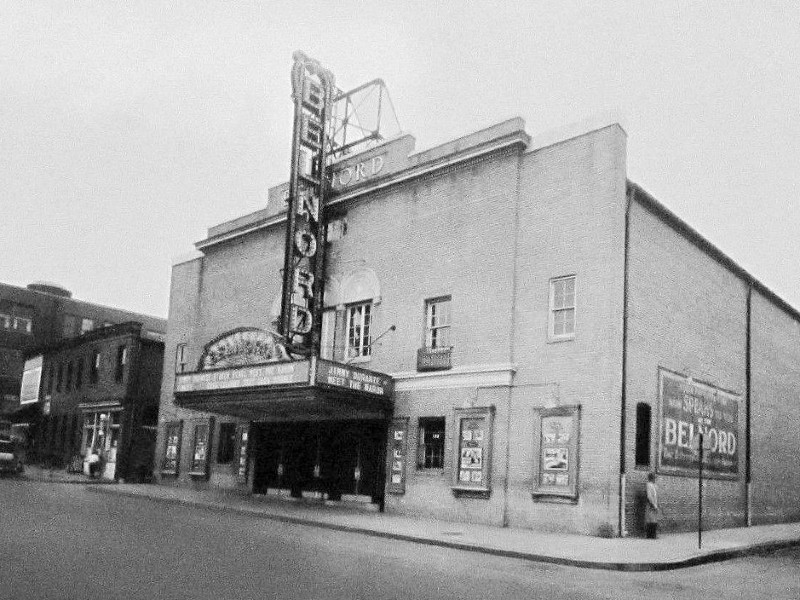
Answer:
1, 479, 798, 600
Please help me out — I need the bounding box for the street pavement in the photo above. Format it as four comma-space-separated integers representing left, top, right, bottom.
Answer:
90, 480, 800, 571
2, 478, 799, 600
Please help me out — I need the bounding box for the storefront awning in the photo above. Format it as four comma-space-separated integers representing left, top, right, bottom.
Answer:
173, 357, 393, 421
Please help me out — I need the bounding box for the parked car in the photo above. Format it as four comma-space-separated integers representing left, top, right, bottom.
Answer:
0, 438, 24, 476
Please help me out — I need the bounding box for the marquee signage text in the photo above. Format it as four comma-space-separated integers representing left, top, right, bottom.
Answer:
280, 52, 335, 356
175, 361, 310, 393
332, 155, 385, 189
315, 359, 393, 397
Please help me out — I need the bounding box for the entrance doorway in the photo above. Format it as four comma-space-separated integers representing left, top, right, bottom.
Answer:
252, 420, 386, 504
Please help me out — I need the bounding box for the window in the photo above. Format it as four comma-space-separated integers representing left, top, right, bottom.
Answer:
90, 350, 100, 384
175, 343, 187, 373
14, 316, 32, 334
345, 303, 372, 360
80, 318, 94, 334
66, 361, 73, 391
635, 403, 652, 467
417, 417, 445, 469
46, 364, 54, 395
424, 297, 451, 349
1, 313, 32, 334
56, 363, 63, 392
81, 411, 120, 456
549, 276, 576, 340
62, 314, 79, 337
115, 345, 127, 382
217, 422, 236, 464
75, 358, 84, 390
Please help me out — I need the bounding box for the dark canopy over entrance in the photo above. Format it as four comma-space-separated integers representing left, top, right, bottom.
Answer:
173, 357, 393, 421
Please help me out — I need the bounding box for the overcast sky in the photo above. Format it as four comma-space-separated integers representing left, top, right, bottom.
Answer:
1, 2, 798, 317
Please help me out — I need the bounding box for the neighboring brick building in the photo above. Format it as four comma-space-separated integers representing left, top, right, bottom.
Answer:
1, 280, 166, 418
155, 115, 800, 536
26, 322, 164, 481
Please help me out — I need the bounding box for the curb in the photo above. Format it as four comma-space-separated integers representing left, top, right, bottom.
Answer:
20, 473, 118, 485
23, 478, 117, 485
88, 486, 800, 571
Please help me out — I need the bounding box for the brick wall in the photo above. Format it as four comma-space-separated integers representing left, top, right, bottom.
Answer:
750, 290, 800, 524
625, 197, 748, 533
506, 124, 627, 535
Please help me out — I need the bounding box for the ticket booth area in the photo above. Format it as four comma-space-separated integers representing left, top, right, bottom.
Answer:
173, 356, 394, 506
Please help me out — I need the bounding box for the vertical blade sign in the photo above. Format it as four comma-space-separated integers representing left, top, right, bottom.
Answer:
280, 52, 335, 356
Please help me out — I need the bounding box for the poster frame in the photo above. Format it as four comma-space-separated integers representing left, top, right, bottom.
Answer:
532, 404, 581, 501
160, 420, 183, 476
189, 417, 214, 478
387, 417, 409, 495
451, 405, 494, 498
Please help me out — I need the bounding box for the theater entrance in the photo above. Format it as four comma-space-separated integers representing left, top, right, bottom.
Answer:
252, 419, 387, 505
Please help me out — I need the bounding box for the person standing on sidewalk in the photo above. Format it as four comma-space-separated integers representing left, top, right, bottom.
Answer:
645, 472, 659, 539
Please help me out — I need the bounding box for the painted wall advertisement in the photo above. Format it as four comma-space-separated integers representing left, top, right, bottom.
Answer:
658, 369, 739, 478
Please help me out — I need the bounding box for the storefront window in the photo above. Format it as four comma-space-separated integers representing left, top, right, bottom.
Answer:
81, 411, 122, 463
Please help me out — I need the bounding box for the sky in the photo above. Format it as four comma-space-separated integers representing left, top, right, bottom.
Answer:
1, 2, 798, 318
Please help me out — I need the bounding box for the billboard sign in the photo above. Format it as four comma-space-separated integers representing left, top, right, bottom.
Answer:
658, 369, 739, 478
19, 355, 43, 405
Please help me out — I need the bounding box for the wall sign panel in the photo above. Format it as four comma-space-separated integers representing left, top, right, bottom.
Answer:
235, 425, 250, 483
189, 418, 214, 478
161, 421, 183, 476
532, 405, 580, 500
451, 406, 494, 497
387, 417, 409, 494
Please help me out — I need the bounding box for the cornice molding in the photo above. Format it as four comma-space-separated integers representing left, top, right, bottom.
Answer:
391, 363, 517, 391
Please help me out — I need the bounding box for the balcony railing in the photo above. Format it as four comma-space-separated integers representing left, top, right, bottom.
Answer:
417, 346, 452, 372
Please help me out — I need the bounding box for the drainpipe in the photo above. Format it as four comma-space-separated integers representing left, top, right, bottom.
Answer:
618, 186, 633, 537
745, 284, 752, 526
501, 149, 524, 528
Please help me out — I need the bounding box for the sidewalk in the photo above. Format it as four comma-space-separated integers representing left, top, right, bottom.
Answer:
21, 464, 115, 484
89, 483, 800, 571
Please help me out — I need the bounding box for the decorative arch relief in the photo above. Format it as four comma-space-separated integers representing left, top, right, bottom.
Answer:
199, 328, 289, 370
325, 268, 381, 307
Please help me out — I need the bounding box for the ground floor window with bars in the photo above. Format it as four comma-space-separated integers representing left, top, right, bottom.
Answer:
417, 417, 445, 469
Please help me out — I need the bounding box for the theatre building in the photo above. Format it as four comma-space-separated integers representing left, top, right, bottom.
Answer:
156, 104, 800, 536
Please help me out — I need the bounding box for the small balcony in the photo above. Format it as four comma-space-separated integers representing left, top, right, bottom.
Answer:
417, 346, 452, 372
